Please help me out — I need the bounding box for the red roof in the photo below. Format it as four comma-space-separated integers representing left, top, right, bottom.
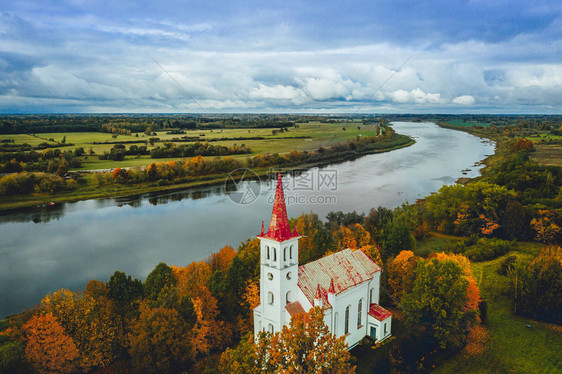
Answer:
298, 249, 381, 309
285, 301, 306, 316
368, 303, 392, 321
259, 172, 299, 242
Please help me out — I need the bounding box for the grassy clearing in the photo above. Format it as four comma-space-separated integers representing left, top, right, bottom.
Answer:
531, 144, 562, 167
414, 233, 464, 257
433, 242, 562, 374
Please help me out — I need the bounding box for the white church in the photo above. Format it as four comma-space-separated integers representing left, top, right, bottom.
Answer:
253, 173, 392, 348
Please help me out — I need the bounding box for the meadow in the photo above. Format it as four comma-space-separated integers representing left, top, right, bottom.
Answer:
0, 121, 379, 171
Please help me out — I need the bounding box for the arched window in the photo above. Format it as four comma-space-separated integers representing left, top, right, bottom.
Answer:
334, 312, 338, 334
345, 305, 350, 334
357, 299, 363, 327
370, 288, 374, 304
284, 247, 287, 261
286, 291, 291, 305
268, 292, 274, 305
268, 324, 274, 334
266, 246, 270, 260
290, 245, 293, 259
273, 248, 277, 262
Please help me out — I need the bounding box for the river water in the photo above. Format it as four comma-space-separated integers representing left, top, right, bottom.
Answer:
0, 122, 494, 318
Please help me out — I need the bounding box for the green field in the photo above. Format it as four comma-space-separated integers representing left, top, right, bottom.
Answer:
0, 122, 380, 171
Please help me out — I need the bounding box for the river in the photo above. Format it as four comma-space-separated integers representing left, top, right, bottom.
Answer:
0, 122, 494, 318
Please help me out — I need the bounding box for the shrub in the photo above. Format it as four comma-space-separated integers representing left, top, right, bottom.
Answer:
498, 256, 517, 275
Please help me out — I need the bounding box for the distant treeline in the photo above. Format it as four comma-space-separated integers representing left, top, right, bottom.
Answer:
0, 114, 297, 134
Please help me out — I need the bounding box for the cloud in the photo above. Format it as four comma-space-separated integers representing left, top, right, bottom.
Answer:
0, 1, 561, 113
389, 88, 442, 104
453, 95, 476, 105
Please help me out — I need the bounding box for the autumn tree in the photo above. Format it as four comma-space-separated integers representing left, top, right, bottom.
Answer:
385, 250, 420, 304
41, 287, 121, 371
129, 303, 193, 373
220, 307, 355, 373
207, 245, 237, 273
364, 206, 393, 241
23, 313, 79, 374
400, 258, 476, 349
333, 223, 372, 250
292, 213, 331, 262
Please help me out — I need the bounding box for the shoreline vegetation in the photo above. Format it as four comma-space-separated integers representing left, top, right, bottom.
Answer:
0, 122, 414, 211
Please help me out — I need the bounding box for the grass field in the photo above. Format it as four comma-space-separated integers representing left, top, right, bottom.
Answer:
531, 144, 562, 167
0, 122, 380, 170
429, 239, 562, 374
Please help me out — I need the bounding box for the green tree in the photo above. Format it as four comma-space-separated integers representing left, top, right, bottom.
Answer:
380, 220, 416, 260
144, 263, 177, 303
400, 258, 474, 349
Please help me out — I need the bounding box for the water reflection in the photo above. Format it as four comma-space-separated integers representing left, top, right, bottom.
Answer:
0, 122, 494, 318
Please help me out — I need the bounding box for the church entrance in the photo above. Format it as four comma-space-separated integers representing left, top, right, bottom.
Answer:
369, 326, 377, 339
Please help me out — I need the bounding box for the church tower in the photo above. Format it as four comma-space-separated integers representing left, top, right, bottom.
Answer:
254, 172, 300, 336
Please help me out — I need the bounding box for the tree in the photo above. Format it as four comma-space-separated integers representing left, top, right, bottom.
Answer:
207, 245, 236, 273
220, 307, 355, 373
333, 223, 372, 250
107, 270, 144, 324
41, 288, 121, 371
364, 206, 393, 240
129, 303, 193, 373
386, 250, 420, 304
23, 313, 79, 374
380, 220, 416, 260
144, 262, 177, 303
400, 259, 475, 349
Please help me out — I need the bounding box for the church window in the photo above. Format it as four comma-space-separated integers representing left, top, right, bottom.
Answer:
284, 247, 287, 261
266, 246, 270, 260
370, 288, 374, 304
290, 245, 293, 259
268, 292, 274, 305
345, 305, 350, 334
268, 324, 274, 333
357, 299, 363, 327
273, 248, 277, 261
267, 273, 273, 280
334, 313, 338, 334
286, 272, 292, 280
286, 291, 291, 305
384, 323, 387, 334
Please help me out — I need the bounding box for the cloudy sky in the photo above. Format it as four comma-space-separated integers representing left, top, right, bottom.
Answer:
1, 0, 561, 113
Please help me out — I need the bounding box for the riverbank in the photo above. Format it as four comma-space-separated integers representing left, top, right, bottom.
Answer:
0, 134, 415, 212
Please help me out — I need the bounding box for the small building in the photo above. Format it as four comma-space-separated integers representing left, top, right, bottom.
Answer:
253, 173, 391, 348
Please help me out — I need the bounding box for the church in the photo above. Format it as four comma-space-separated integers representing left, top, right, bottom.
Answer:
253, 173, 392, 348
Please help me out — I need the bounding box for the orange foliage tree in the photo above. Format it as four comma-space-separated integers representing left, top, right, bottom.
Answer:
207, 246, 237, 273
129, 303, 193, 373
386, 250, 420, 304
220, 307, 355, 373
23, 313, 79, 374
334, 223, 372, 250
41, 287, 120, 371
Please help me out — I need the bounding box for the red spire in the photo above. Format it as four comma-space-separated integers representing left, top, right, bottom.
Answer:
315, 284, 323, 300
261, 172, 297, 242
328, 278, 336, 294
261, 221, 265, 236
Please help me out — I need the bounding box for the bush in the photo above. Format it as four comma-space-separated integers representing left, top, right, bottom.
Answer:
463, 238, 513, 261
498, 255, 517, 275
